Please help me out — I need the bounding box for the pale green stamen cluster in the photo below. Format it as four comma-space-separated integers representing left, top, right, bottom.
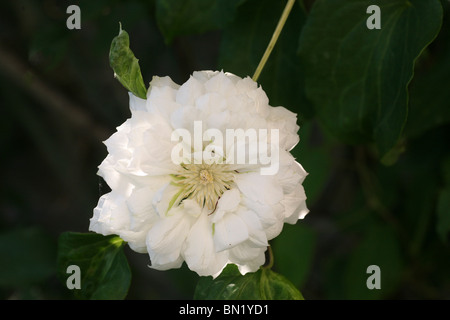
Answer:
170, 163, 235, 211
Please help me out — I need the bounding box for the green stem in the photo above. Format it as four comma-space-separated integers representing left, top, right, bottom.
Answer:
252, 0, 296, 82
263, 246, 274, 269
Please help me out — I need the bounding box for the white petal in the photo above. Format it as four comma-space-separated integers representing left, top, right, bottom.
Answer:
103, 119, 131, 153
295, 161, 308, 185
126, 186, 159, 231
276, 158, 308, 194
170, 105, 200, 130
236, 250, 267, 275
213, 213, 249, 252
89, 193, 112, 236
206, 110, 230, 131
235, 172, 283, 206
192, 70, 219, 83
90, 191, 129, 233
146, 209, 191, 270
297, 201, 309, 220
282, 185, 308, 224
127, 237, 150, 254
246, 87, 270, 117
241, 197, 284, 240
183, 213, 228, 276
204, 71, 237, 97
149, 75, 180, 90
267, 106, 300, 150
182, 199, 202, 217
98, 156, 134, 197
152, 182, 180, 217
90, 191, 149, 253
195, 92, 226, 114
176, 76, 204, 105
129, 92, 147, 112
211, 188, 241, 223
235, 76, 258, 94
238, 210, 268, 247
229, 241, 265, 263
147, 86, 180, 119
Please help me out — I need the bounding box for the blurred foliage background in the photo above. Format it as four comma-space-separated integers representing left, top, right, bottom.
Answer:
1, 0, 449, 299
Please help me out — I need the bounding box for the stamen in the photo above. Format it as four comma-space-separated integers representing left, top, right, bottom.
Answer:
199, 170, 214, 184
170, 164, 234, 211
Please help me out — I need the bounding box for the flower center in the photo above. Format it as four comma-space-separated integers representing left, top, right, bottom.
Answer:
199, 169, 214, 184
170, 164, 235, 211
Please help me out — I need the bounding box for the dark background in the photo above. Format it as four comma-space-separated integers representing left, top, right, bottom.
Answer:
1, 0, 449, 300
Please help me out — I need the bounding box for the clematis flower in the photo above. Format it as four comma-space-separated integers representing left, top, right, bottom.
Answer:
90, 70, 308, 277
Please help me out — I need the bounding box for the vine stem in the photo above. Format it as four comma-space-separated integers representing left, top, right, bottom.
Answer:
252, 0, 296, 82
263, 246, 274, 269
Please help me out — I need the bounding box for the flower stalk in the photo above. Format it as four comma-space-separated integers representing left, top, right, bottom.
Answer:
252, 0, 296, 82
263, 246, 275, 270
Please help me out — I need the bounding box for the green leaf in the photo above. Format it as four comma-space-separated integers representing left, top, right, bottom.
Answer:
405, 2, 450, 138
219, 0, 313, 119
156, 0, 244, 44
0, 227, 56, 287
326, 224, 403, 299
347, 225, 403, 299
109, 25, 147, 99
406, 58, 450, 138
380, 139, 406, 166
437, 187, 450, 242
194, 264, 303, 300
272, 224, 316, 288
298, 0, 443, 157
57, 232, 131, 300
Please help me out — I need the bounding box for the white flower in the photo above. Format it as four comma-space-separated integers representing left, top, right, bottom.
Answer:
90, 70, 308, 277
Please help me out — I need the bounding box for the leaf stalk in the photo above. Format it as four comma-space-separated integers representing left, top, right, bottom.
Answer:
252, 0, 296, 82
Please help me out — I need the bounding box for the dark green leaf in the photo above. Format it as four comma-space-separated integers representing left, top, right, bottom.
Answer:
156, 0, 244, 44
57, 232, 131, 300
194, 264, 303, 300
109, 25, 147, 99
405, 2, 450, 138
346, 225, 403, 299
380, 139, 406, 166
324, 224, 403, 300
0, 227, 56, 287
298, 0, 443, 157
219, 0, 313, 119
272, 224, 316, 288
406, 59, 450, 138
326, 224, 403, 299
402, 164, 439, 257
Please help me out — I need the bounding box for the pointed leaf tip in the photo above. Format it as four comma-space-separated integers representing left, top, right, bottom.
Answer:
109, 26, 147, 99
